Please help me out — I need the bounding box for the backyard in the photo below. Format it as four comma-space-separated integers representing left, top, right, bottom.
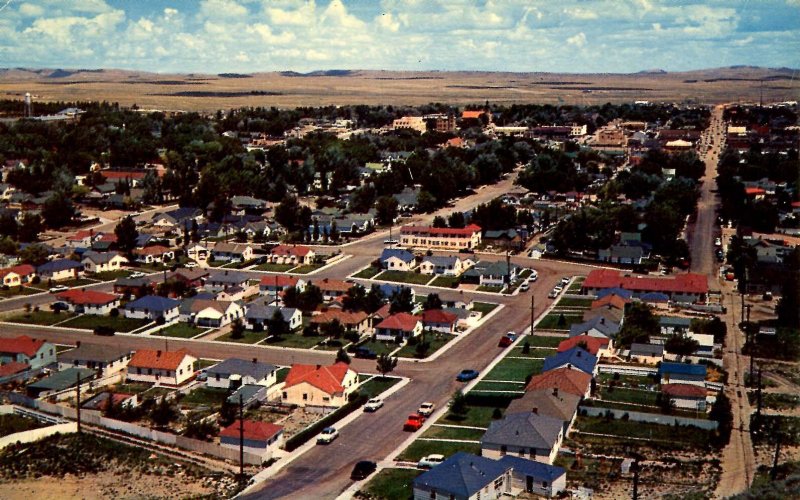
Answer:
536, 313, 584, 330
152, 323, 208, 338
352, 266, 382, 279
483, 357, 543, 382
375, 270, 432, 285
5, 310, 76, 326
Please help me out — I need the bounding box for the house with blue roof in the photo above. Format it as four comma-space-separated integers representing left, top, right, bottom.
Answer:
659, 316, 693, 335
378, 284, 416, 303
659, 362, 707, 386
595, 287, 633, 300
413, 451, 513, 500
379, 248, 415, 271
124, 295, 180, 322
497, 455, 567, 498
37, 258, 84, 281
568, 316, 620, 340
543, 347, 598, 376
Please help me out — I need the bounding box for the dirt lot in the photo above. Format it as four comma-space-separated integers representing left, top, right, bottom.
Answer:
246, 405, 323, 437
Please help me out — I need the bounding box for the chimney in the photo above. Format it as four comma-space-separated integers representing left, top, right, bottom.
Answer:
553, 387, 559, 397
316, 364, 321, 370
252, 357, 257, 364
76, 341, 81, 347
600, 317, 605, 325
531, 407, 538, 414
157, 350, 162, 356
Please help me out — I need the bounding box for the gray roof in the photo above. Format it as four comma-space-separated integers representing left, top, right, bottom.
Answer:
481, 412, 564, 450
245, 303, 298, 323
630, 343, 665, 356
28, 367, 95, 392
506, 389, 582, 422
422, 255, 459, 266
207, 270, 249, 285
497, 455, 566, 483
206, 358, 276, 380
569, 316, 621, 338
59, 344, 132, 364
413, 452, 511, 498
464, 260, 518, 278
82, 251, 121, 265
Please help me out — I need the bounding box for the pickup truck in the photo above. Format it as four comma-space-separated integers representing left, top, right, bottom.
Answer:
403, 414, 426, 431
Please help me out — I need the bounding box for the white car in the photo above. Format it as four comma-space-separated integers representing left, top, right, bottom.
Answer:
553, 285, 563, 293
529, 270, 538, 281
519, 282, 529, 292
418, 454, 445, 469
316, 427, 339, 444
184, 262, 198, 269
129, 272, 146, 278
363, 398, 384, 412
48, 285, 69, 293
417, 402, 435, 416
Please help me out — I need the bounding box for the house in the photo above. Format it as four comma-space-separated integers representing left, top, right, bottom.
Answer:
542, 347, 598, 376
400, 224, 482, 251
463, 260, 519, 287
662, 383, 708, 411
659, 362, 707, 386
27, 367, 95, 398
186, 243, 210, 263
481, 412, 565, 464
281, 362, 358, 408
244, 303, 302, 331
81, 251, 128, 274
127, 349, 197, 386
687, 332, 716, 357
310, 310, 371, 335
419, 255, 465, 276
151, 207, 202, 229
394, 186, 421, 212
124, 295, 180, 322
268, 245, 315, 265
379, 248, 415, 271
259, 275, 305, 295
557, 335, 611, 358
113, 276, 156, 298
82, 391, 138, 411
582, 269, 708, 303
413, 451, 512, 500
590, 293, 630, 311
506, 388, 581, 435
0, 264, 36, 287
168, 268, 209, 288
583, 304, 625, 325
65, 229, 97, 249
57, 343, 132, 377
206, 358, 277, 390
212, 242, 254, 263
568, 316, 620, 340
179, 299, 244, 328
497, 455, 567, 498
444, 306, 483, 329
37, 259, 83, 281
220, 420, 284, 463
629, 343, 664, 364
597, 244, 647, 265
483, 229, 524, 251
205, 270, 249, 292
313, 278, 352, 301
0, 335, 56, 371
422, 309, 459, 334
526, 367, 593, 398
134, 245, 174, 264
54, 289, 121, 315
375, 313, 423, 341
659, 316, 693, 335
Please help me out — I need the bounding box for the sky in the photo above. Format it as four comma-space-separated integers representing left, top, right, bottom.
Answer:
0, 0, 798, 74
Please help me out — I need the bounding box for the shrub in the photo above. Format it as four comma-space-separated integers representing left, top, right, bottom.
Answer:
521, 341, 530, 354
492, 408, 503, 419
109, 308, 119, 318
155, 316, 166, 326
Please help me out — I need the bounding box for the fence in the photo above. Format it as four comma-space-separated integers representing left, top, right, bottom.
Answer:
578, 406, 718, 430
597, 364, 658, 377
0, 422, 78, 449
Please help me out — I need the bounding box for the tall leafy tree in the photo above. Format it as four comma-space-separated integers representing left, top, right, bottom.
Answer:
114, 216, 139, 257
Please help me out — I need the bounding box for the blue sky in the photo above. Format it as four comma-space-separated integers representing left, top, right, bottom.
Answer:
0, 0, 797, 73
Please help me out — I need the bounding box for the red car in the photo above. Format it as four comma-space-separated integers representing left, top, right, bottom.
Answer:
404, 414, 425, 431
498, 335, 514, 348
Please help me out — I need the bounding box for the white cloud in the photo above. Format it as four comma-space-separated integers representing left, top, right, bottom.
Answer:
376, 12, 400, 32
198, 0, 249, 20
567, 32, 587, 47
564, 7, 598, 20
18, 3, 44, 16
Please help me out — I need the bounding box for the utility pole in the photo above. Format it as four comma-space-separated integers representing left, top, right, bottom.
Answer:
239, 393, 244, 480
771, 427, 782, 481
76, 371, 81, 433
529, 294, 535, 336
631, 459, 640, 500
757, 367, 763, 418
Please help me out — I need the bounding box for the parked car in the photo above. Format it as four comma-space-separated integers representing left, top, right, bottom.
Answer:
363, 398, 384, 412
353, 347, 377, 359
316, 427, 339, 444
417, 402, 435, 416
50, 301, 70, 312
403, 414, 426, 431
456, 369, 479, 382
383, 239, 399, 245
129, 271, 146, 278
505, 332, 517, 341
547, 289, 558, 299
529, 270, 538, 281
458, 248, 475, 254
561, 276, 571, 285
49, 285, 69, 293
498, 335, 514, 348
184, 262, 198, 268
350, 460, 377, 480
519, 282, 529, 292
418, 454, 445, 469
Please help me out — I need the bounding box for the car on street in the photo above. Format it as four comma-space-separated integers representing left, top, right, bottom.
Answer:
548, 289, 559, 299
316, 427, 339, 444
529, 270, 538, 281
184, 262, 198, 268
418, 454, 445, 469
519, 281, 529, 292
403, 413, 426, 431
129, 271, 146, 278
350, 460, 377, 480
456, 369, 479, 382
561, 276, 571, 285
417, 402, 435, 416
363, 398, 384, 412
383, 239, 399, 245
498, 335, 514, 348
50, 301, 70, 312
49, 285, 69, 293
353, 347, 377, 359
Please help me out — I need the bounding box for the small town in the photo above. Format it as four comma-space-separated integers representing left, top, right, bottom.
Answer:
0, 2, 798, 500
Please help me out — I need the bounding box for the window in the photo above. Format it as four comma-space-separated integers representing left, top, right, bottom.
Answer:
282, 391, 287, 399
302, 393, 308, 401
216, 373, 220, 381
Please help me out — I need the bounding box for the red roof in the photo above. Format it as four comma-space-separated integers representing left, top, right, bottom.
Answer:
220, 419, 283, 442
97, 233, 118, 243
129, 349, 193, 371
135, 245, 172, 256
0, 336, 46, 357
314, 278, 352, 293
9, 264, 35, 276
557, 336, 609, 356
68, 230, 94, 241
259, 275, 300, 288
56, 289, 119, 306
744, 187, 766, 196
400, 224, 481, 237
284, 362, 351, 395
591, 294, 629, 310
583, 269, 707, 295
462, 110, 484, 119
376, 312, 421, 332
310, 309, 368, 327
0, 361, 30, 377
662, 383, 706, 398
422, 309, 458, 325
526, 367, 592, 397
271, 245, 311, 257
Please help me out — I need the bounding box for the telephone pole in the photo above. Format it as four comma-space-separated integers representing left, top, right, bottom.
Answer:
238, 393, 245, 480
631, 459, 640, 500
771, 428, 782, 481
76, 371, 82, 433
757, 367, 763, 418
529, 294, 535, 336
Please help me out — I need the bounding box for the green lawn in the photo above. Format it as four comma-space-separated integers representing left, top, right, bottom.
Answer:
520, 335, 567, 348
216, 330, 268, 344
574, 416, 714, 449
484, 358, 543, 382
58, 315, 149, 333
421, 426, 486, 440
566, 278, 586, 293
153, 323, 208, 338
476, 285, 503, 293
358, 376, 401, 398
429, 275, 461, 288
397, 440, 481, 462
470, 381, 526, 393
359, 468, 419, 500
536, 313, 583, 330
472, 302, 499, 315
353, 266, 382, 279
291, 264, 324, 274
376, 271, 432, 285
0, 286, 43, 299
395, 335, 453, 359
253, 263, 294, 272
178, 387, 229, 408
196, 359, 220, 370
557, 297, 594, 308
58, 278, 99, 288
508, 346, 557, 358
442, 405, 504, 428
91, 269, 133, 281
6, 310, 77, 325
263, 334, 322, 349
598, 386, 659, 406
353, 339, 398, 356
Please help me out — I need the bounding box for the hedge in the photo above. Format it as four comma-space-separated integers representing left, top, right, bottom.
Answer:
464, 393, 516, 409
284, 393, 369, 451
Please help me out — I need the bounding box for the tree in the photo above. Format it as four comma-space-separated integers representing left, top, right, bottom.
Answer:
149, 396, 178, 427
617, 302, 659, 347
376, 353, 398, 378
230, 318, 245, 340
0, 212, 18, 239
389, 286, 414, 314
450, 391, 468, 417
184, 414, 218, 441
275, 195, 303, 232
422, 293, 443, 310
335, 348, 351, 364
41, 191, 75, 228
710, 392, 733, 448
364, 284, 386, 313
343, 284, 367, 312
114, 216, 139, 257
267, 309, 289, 338
416, 190, 437, 213
17, 213, 42, 243
776, 248, 800, 328
432, 216, 447, 228
664, 332, 700, 356
141, 170, 162, 204
218, 398, 237, 427
447, 211, 466, 228
330, 220, 339, 242
321, 318, 345, 342
19, 243, 50, 266
375, 196, 399, 226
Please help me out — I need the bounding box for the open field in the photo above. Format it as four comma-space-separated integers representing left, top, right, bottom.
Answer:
1, 67, 797, 112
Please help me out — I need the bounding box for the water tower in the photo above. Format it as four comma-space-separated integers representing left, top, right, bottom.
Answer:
24, 92, 32, 117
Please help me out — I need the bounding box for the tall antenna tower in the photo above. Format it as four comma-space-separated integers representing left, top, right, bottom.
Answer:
24, 92, 32, 117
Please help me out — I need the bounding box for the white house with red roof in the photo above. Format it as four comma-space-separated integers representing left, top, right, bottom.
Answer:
126, 349, 197, 386
422, 309, 459, 334
55, 289, 121, 315
268, 245, 315, 265
66, 229, 98, 249
134, 245, 175, 264
281, 362, 358, 408
662, 383, 709, 411
220, 419, 284, 462
259, 275, 306, 295
375, 312, 423, 341
400, 224, 482, 251
0, 264, 36, 287
0, 335, 56, 371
